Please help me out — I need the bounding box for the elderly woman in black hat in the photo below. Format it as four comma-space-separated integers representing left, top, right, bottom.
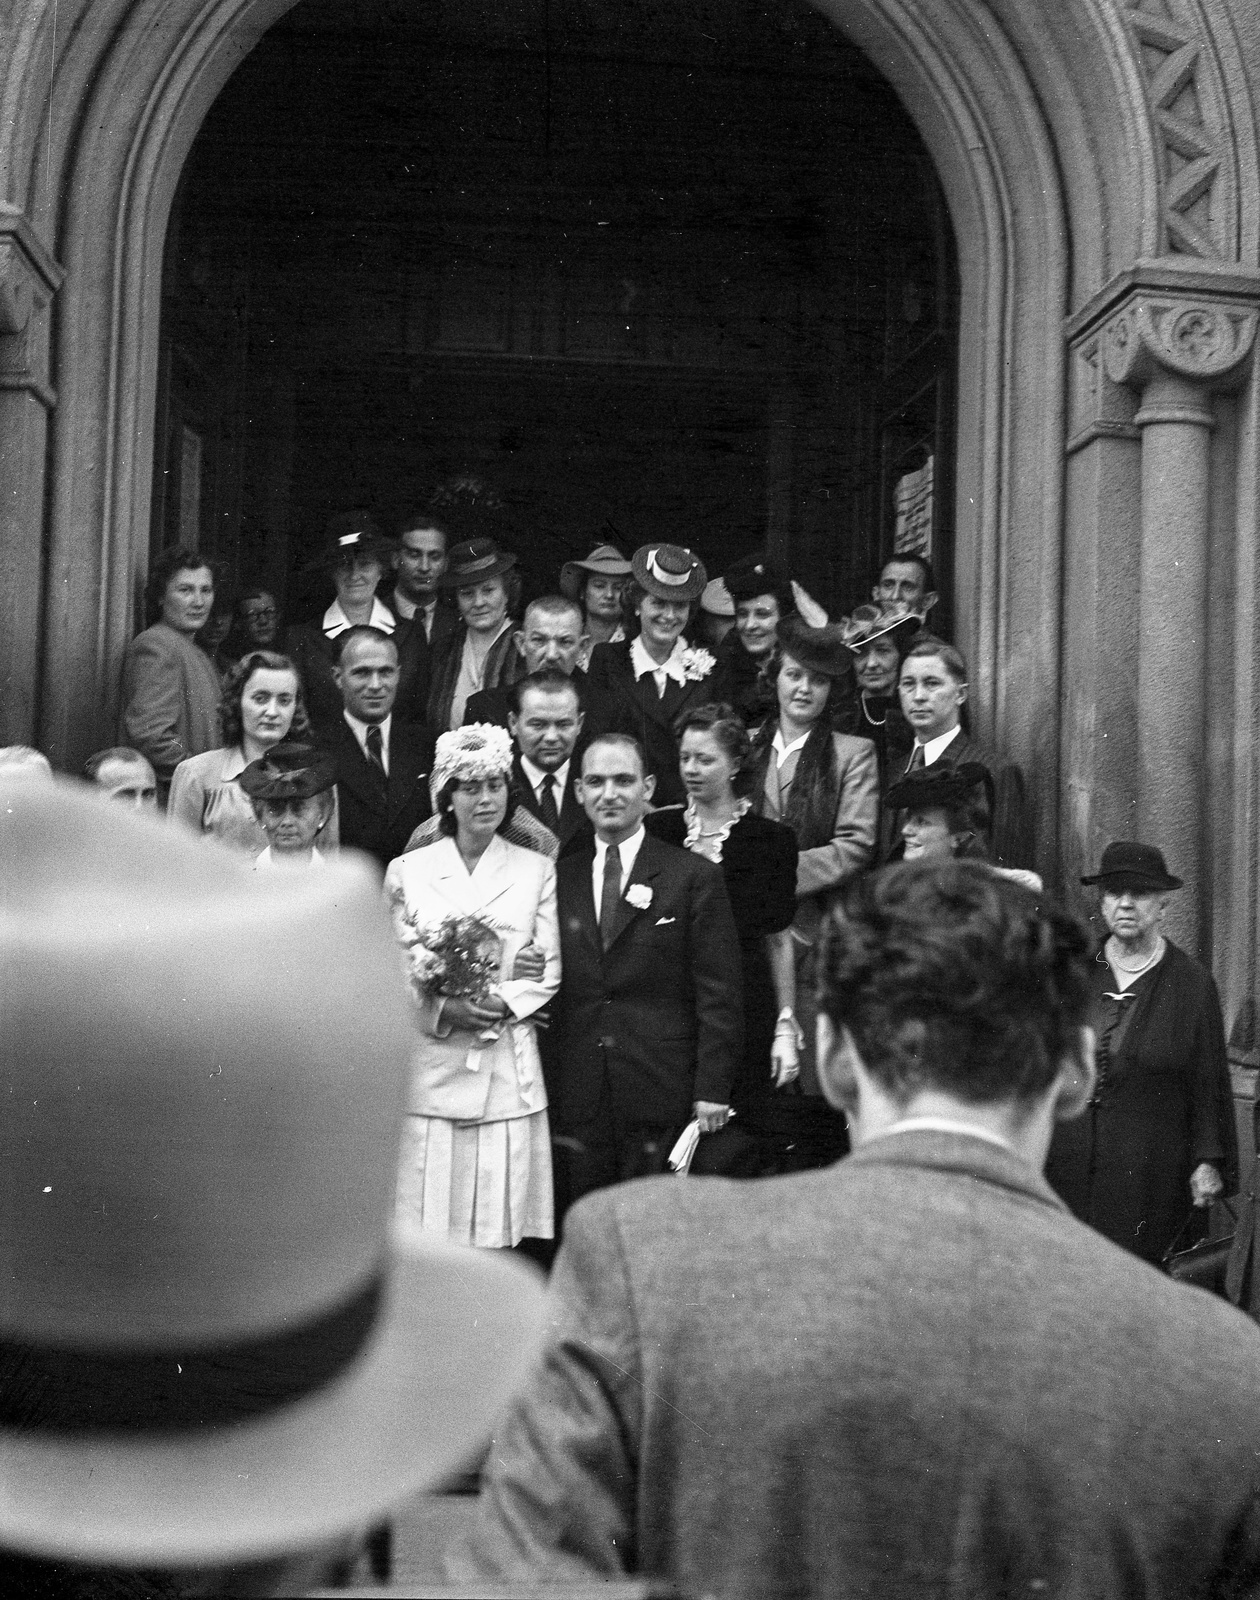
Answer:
240, 741, 338, 868
284, 511, 399, 743
582, 543, 733, 808
1044, 841, 1238, 1266
426, 537, 522, 731
744, 616, 878, 1170
718, 553, 798, 726
560, 541, 632, 669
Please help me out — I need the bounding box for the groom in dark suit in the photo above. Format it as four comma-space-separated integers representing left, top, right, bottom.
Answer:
548, 732, 742, 1209
327, 626, 435, 871
455, 862, 1260, 1599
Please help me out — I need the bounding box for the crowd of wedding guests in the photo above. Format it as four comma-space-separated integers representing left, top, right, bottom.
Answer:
16, 482, 1204, 1274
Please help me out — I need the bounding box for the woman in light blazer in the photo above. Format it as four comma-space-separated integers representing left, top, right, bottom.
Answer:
385, 724, 560, 1249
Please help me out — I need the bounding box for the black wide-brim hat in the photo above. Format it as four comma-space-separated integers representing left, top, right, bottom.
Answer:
1081, 840, 1183, 891
885, 761, 992, 814
774, 614, 851, 679
305, 511, 394, 574
439, 537, 518, 588
723, 553, 793, 606
630, 543, 707, 602
239, 742, 336, 801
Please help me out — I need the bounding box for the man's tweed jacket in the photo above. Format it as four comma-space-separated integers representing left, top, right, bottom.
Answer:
453, 1129, 1260, 1599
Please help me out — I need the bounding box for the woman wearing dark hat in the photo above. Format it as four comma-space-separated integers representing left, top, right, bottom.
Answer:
240, 741, 338, 868
560, 542, 632, 669
745, 616, 879, 1170
426, 538, 522, 731
582, 543, 734, 807
884, 760, 1042, 890
283, 511, 398, 743
720, 553, 797, 726
1044, 842, 1238, 1265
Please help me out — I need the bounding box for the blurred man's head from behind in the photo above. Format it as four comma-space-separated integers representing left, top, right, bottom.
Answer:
815, 861, 1095, 1157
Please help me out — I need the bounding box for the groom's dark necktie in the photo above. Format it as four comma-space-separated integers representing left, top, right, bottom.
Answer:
599, 843, 622, 949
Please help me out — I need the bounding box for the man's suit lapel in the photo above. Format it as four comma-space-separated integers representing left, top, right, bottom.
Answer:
386, 723, 431, 820
563, 847, 601, 953
335, 722, 387, 814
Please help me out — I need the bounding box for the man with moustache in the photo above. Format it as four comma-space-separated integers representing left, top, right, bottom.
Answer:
327, 625, 435, 871
507, 669, 590, 854
388, 511, 457, 724
546, 732, 742, 1212
464, 595, 588, 730
872, 551, 939, 620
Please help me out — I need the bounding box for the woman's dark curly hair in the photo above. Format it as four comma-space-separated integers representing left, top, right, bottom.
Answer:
676, 703, 755, 796
434, 772, 519, 838
816, 860, 1091, 1106
144, 546, 218, 625
218, 651, 311, 749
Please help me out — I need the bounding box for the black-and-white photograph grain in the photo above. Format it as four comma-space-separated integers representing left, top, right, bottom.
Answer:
3, 2, 1260, 1595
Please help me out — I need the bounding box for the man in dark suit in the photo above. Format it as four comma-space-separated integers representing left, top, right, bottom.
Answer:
507, 668, 590, 854
327, 625, 435, 871
453, 861, 1260, 1599
463, 595, 587, 729
386, 511, 458, 725
891, 633, 1030, 867
547, 732, 742, 1208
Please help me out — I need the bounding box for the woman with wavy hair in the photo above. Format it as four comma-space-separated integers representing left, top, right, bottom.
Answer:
746, 617, 879, 1169
169, 649, 337, 857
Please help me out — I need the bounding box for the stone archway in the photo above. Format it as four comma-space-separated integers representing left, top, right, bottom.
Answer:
7, 0, 1260, 1000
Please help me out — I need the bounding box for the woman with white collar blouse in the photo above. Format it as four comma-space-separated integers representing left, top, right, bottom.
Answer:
385, 724, 560, 1249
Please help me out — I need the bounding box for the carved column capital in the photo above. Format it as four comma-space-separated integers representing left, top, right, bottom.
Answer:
1103, 295, 1257, 392
0, 209, 64, 408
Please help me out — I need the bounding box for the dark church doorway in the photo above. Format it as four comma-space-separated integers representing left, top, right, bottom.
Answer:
153, 0, 957, 626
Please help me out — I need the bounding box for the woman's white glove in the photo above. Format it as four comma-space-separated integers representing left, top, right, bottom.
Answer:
772, 1009, 804, 1088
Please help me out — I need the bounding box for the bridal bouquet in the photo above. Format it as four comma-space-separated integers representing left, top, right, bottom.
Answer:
401, 913, 503, 1002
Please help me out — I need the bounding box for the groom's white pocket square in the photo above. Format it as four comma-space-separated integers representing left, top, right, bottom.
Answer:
655, 915, 677, 925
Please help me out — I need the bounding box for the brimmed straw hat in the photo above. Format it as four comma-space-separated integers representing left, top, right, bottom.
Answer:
559, 543, 633, 601
630, 543, 707, 602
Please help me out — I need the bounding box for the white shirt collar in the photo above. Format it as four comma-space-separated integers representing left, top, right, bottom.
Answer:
917, 723, 963, 766
253, 846, 326, 871
772, 726, 811, 766
593, 825, 646, 887
322, 596, 396, 638
520, 753, 570, 796
391, 588, 417, 621
873, 1116, 1013, 1153
630, 633, 688, 686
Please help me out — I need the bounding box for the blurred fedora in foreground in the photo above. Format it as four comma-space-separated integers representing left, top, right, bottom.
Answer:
0, 777, 545, 1571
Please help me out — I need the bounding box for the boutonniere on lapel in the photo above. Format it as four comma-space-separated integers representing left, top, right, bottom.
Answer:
625, 884, 653, 911
679, 646, 715, 682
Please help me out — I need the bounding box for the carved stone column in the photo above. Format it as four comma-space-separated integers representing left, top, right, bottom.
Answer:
0, 209, 63, 747
1104, 295, 1256, 949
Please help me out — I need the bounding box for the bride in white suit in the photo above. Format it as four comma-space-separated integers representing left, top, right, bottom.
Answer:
385, 724, 560, 1248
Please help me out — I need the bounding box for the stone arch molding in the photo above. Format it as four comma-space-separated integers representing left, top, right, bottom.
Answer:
0, 0, 1227, 782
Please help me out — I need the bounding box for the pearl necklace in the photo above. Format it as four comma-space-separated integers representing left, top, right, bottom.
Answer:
860, 692, 887, 727
1105, 935, 1164, 978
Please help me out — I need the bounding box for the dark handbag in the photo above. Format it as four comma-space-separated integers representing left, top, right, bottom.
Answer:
1162, 1201, 1237, 1295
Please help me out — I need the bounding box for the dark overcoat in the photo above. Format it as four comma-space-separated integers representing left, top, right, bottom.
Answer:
1045, 939, 1239, 1264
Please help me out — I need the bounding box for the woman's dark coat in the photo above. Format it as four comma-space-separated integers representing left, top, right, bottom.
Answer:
646, 806, 798, 1114
1044, 939, 1239, 1265
582, 639, 735, 808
